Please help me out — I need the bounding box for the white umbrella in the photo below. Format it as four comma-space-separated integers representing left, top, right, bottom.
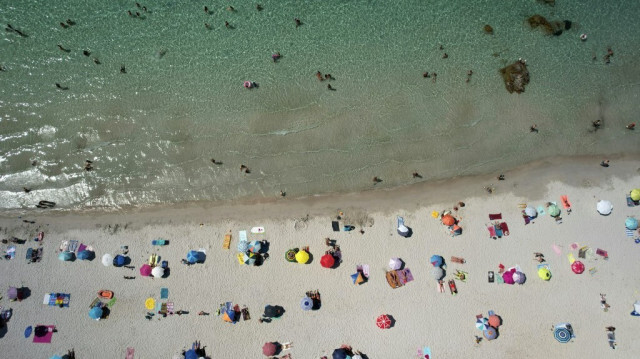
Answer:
597, 200, 613, 215
101, 253, 113, 267
431, 267, 444, 280
389, 257, 402, 270
524, 206, 537, 218
151, 266, 165, 278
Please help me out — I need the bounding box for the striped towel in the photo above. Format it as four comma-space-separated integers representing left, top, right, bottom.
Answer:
626, 228, 635, 237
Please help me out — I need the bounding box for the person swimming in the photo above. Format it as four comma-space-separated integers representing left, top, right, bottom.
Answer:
315, 71, 324, 81
120, 65, 126, 74
294, 18, 302, 27
83, 50, 91, 56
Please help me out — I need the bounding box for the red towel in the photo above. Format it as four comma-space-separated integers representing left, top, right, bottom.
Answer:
500, 222, 510, 236
489, 213, 502, 220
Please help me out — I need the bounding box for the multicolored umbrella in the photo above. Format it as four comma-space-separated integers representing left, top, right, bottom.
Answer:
243, 252, 256, 265
554, 327, 571, 343
571, 261, 585, 274
295, 250, 309, 264
376, 314, 391, 329
320, 254, 335, 268
476, 317, 489, 331
248, 240, 262, 253
351, 272, 365, 285
300, 297, 313, 311
483, 327, 497, 340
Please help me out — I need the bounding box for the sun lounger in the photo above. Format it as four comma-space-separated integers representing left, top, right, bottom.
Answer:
489, 213, 502, 220
362, 264, 370, 278
222, 231, 231, 249
68, 240, 78, 252
499, 222, 510, 236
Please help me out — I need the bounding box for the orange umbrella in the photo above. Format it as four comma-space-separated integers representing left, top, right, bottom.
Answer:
441, 215, 455, 226
488, 315, 500, 328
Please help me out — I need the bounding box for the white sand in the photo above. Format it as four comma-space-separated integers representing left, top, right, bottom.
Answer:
1, 155, 639, 358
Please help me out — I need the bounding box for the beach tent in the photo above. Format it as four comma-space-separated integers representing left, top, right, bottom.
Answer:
262, 342, 278, 356
58, 251, 74, 261
243, 253, 256, 265
524, 206, 537, 218
237, 240, 249, 252
389, 257, 403, 270
626, 217, 638, 230
488, 315, 501, 328
547, 204, 560, 217
597, 200, 613, 215
332, 348, 349, 359
101, 254, 113, 267
483, 327, 498, 340
264, 305, 285, 318
89, 306, 103, 320
430, 255, 443, 267
151, 266, 165, 278
554, 323, 573, 343
140, 264, 152, 277
320, 254, 335, 268
631, 189, 640, 202
441, 214, 455, 226
513, 271, 526, 284
300, 297, 313, 311
351, 272, 365, 285
113, 255, 126, 267
431, 267, 444, 281
376, 314, 392, 329
538, 267, 551, 281
248, 240, 262, 253
571, 261, 585, 274
77, 250, 93, 260
295, 250, 309, 264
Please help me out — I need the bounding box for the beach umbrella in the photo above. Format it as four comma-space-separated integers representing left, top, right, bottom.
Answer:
431, 267, 444, 281
222, 308, 236, 323
295, 250, 309, 264
320, 254, 335, 268
571, 261, 585, 274
376, 314, 392, 329
554, 326, 571, 343
430, 255, 443, 267
597, 200, 613, 215
300, 297, 313, 311
113, 255, 126, 267
538, 267, 551, 281
151, 266, 164, 278
140, 264, 152, 276
101, 253, 113, 267
502, 270, 515, 285
8, 286, 17, 300
631, 189, 640, 202
77, 250, 92, 260
58, 251, 73, 261
441, 214, 455, 226
89, 306, 103, 320
476, 317, 489, 331
248, 240, 262, 253
264, 305, 284, 318
145, 297, 155, 310
262, 342, 278, 356
626, 217, 638, 230
237, 240, 249, 252
547, 204, 560, 217
483, 327, 498, 340
513, 271, 526, 284
351, 272, 365, 284
243, 252, 256, 265
332, 348, 348, 359
488, 315, 501, 328
524, 206, 537, 218
186, 250, 203, 264
184, 350, 198, 359
389, 257, 403, 270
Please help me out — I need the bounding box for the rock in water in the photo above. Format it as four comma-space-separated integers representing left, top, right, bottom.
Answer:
499, 60, 530, 94
527, 14, 571, 36
483, 24, 494, 35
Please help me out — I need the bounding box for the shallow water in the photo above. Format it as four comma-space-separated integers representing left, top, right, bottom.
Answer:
1, 0, 639, 210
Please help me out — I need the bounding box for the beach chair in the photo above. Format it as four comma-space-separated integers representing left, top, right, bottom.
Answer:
222, 231, 231, 249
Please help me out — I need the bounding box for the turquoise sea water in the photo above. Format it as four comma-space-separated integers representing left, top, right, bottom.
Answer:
1, 0, 639, 210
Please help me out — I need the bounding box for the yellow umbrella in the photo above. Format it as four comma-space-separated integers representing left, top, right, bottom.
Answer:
538, 268, 551, 281
631, 189, 640, 202
145, 297, 155, 310
295, 250, 309, 264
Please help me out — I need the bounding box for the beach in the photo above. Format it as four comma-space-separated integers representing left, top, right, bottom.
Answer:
1, 155, 639, 358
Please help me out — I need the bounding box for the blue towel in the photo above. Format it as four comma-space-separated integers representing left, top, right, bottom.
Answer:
161, 288, 169, 299
626, 228, 635, 237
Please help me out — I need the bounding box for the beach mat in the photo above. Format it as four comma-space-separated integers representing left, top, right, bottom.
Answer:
331, 221, 340, 232
488, 213, 502, 220
161, 288, 169, 299
32, 325, 55, 343
46, 293, 70, 307
537, 206, 546, 216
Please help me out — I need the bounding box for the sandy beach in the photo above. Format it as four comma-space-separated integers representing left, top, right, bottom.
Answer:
1, 154, 639, 358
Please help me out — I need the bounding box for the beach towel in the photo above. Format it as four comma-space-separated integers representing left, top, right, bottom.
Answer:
35, 247, 43, 262
68, 240, 78, 252
560, 195, 571, 209
523, 214, 531, 225
489, 213, 502, 220
222, 232, 231, 249
552, 244, 562, 255
126, 348, 135, 359
46, 293, 70, 307
362, 264, 370, 278
331, 221, 340, 232
500, 222, 510, 236
77, 243, 86, 253
161, 288, 169, 299
59, 241, 69, 252
420, 346, 432, 359
537, 206, 546, 216
626, 228, 635, 237
239, 230, 247, 242
32, 325, 55, 343
487, 225, 496, 238
106, 297, 117, 308
627, 194, 636, 207
567, 253, 575, 264
398, 268, 414, 284
26, 248, 33, 261
596, 248, 608, 258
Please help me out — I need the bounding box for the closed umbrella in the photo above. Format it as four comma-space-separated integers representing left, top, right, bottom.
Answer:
376, 314, 391, 329
58, 251, 74, 261
597, 200, 613, 215
332, 348, 348, 359
140, 264, 152, 276
476, 317, 489, 330
547, 204, 560, 217
488, 315, 501, 328
431, 267, 444, 280
151, 266, 164, 278
7, 286, 17, 300
113, 255, 126, 267
300, 297, 313, 311
538, 267, 551, 281
320, 254, 335, 268
430, 255, 443, 267
295, 250, 309, 264
625, 217, 638, 230
441, 214, 455, 226
483, 327, 498, 340
631, 189, 640, 202
513, 271, 526, 284
101, 253, 113, 267
237, 240, 249, 252
77, 250, 92, 260
632, 300, 640, 316
389, 257, 403, 270
89, 306, 103, 320
554, 326, 571, 343
524, 206, 537, 218
262, 342, 278, 356
248, 240, 262, 253
571, 261, 585, 274
243, 252, 256, 265
502, 270, 515, 285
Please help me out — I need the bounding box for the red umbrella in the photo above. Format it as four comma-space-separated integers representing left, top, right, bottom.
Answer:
441, 215, 455, 226
376, 314, 391, 329
488, 315, 501, 328
571, 261, 585, 274
262, 342, 278, 356
320, 254, 335, 268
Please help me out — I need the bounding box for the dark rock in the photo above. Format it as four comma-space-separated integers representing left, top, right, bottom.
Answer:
484, 24, 494, 35
499, 60, 530, 94
527, 14, 571, 36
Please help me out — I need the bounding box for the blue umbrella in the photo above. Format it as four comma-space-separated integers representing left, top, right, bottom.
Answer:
237, 240, 249, 252
300, 296, 313, 311
77, 250, 92, 260
626, 217, 638, 230
332, 348, 348, 359
186, 250, 203, 264
58, 251, 74, 261
248, 240, 262, 253
483, 327, 497, 340
554, 327, 571, 343
89, 306, 103, 320
113, 255, 126, 267
430, 255, 443, 267
184, 349, 198, 359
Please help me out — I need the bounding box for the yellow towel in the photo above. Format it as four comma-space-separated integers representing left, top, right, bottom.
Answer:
567, 253, 575, 264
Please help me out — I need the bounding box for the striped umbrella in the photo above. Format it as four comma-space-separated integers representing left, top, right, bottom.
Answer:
554, 327, 571, 343
476, 317, 489, 330
243, 253, 256, 265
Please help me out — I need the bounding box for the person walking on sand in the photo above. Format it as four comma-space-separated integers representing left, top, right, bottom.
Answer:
530, 124, 538, 133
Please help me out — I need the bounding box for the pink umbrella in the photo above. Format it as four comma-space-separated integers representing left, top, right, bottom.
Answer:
502, 269, 515, 285
140, 264, 152, 276
571, 261, 585, 274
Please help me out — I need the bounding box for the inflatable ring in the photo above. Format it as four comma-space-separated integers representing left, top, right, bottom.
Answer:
243, 81, 253, 88
580, 34, 587, 41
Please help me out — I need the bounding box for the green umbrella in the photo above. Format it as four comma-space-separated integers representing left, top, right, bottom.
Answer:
547, 204, 560, 217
